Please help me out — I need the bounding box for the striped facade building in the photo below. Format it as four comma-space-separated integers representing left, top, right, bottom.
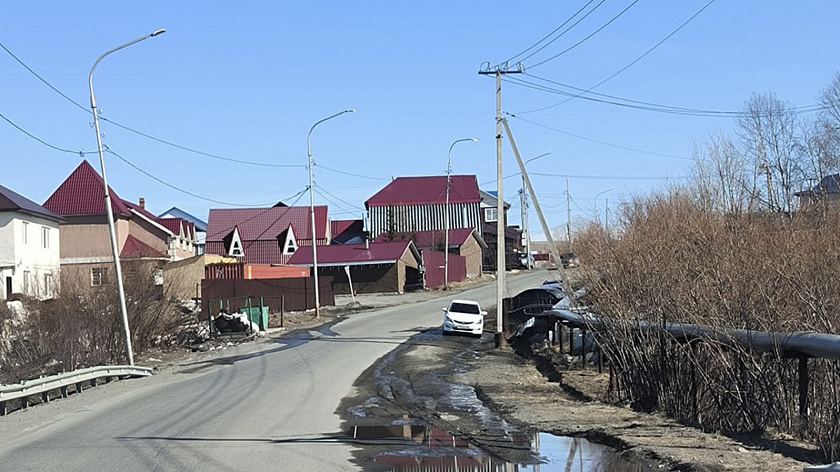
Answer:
365, 175, 482, 240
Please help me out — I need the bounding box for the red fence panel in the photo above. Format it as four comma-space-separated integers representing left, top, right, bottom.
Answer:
423, 250, 466, 288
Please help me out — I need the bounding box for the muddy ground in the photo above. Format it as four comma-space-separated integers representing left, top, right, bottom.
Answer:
129, 276, 824, 471
338, 308, 822, 471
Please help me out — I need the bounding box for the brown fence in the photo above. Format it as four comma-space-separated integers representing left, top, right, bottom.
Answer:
201, 276, 334, 316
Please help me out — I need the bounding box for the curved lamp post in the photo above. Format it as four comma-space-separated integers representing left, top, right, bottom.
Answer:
308, 109, 355, 318
444, 137, 477, 290
594, 188, 614, 226
520, 152, 550, 269
89, 29, 166, 366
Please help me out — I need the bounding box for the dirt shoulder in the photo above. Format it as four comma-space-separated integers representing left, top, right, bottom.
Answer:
456, 341, 819, 472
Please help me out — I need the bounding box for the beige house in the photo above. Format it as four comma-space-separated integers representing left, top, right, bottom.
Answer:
43, 160, 198, 294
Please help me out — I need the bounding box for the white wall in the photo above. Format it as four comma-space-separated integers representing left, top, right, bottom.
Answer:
0, 213, 61, 299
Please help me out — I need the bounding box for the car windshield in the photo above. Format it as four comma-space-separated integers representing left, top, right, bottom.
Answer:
449, 302, 480, 314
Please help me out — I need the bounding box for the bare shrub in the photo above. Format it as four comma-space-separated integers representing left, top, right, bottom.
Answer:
0, 262, 202, 385
576, 191, 840, 460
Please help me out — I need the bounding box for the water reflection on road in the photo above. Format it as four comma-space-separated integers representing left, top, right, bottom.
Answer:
350, 424, 649, 471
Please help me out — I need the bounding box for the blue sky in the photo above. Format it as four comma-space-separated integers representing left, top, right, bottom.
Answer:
3, 2, 839, 240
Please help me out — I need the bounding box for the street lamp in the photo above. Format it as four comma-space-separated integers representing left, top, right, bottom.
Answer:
594, 188, 614, 226
308, 109, 355, 318
89, 28, 166, 366
444, 137, 477, 290
520, 152, 550, 269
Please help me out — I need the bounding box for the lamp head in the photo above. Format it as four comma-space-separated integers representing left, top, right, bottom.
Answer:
151, 29, 166, 37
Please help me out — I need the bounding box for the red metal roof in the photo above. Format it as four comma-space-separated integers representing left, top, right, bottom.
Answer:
331, 219, 358, 237
120, 235, 168, 259
43, 160, 132, 217
365, 175, 480, 207
157, 218, 184, 235
374, 228, 478, 249
206, 206, 328, 242
287, 241, 417, 266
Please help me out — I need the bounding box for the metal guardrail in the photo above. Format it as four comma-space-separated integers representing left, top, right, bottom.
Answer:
0, 365, 153, 415
543, 308, 840, 360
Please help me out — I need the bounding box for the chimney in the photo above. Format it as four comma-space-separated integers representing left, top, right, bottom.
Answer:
139, 197, 145, 209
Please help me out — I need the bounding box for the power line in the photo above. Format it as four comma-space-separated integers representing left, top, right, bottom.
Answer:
519, 0, 719, 113
313, 187, 361, 218
106, 148, 284, 207
505, 75, 827, 117
508, 114, 692, 160
0, 110, 87, 155
528, 0, 641, 70
0, 40, 304, 169
495, 0, 605, 68
0, 105, 292, 207
530, 171, 685, 180
314, 183, 364, 212
0, 41, 90, 113
317, 164, 390, 181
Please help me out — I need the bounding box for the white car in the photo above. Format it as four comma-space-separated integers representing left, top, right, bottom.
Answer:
442, 299, 486, 337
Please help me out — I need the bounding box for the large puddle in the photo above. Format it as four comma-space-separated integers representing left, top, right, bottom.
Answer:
349, 423, 650, 471
344, 330, 654, 470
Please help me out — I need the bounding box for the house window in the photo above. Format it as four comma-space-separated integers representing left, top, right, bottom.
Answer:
485, 208, 498, 222
41, 227, 50, 249
91, 267, 107, 286
44, 273, 53, 298
22, 221, 28, 244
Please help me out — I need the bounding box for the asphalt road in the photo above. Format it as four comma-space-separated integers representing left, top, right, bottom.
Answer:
0, 270, 548, 471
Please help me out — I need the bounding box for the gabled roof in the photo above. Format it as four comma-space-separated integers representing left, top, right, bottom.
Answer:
0, 184, 64, 223
366, 175, 480, 207
287, 241, 419, 267
480, 189, 511, 209
206, 206, 329, 242
795, 174, 840, 197
331, 219, 365, 244
374, 228, 487, 250
158, 206, 207, 232
120, 235, 168, 260
43, 160, 132, 217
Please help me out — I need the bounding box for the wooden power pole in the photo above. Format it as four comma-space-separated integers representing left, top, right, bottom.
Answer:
479, 62, 522, 348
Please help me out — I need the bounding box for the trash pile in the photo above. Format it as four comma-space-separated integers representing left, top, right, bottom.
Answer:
212, 308, 259, 335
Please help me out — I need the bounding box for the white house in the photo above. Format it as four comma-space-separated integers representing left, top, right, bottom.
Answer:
0, 184, 64, 299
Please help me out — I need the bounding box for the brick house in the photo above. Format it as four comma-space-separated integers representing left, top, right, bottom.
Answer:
42, 160, 196, 291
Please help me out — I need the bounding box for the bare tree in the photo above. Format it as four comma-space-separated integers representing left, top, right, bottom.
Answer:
691, 132, 754, 214
737, 93, 804, 214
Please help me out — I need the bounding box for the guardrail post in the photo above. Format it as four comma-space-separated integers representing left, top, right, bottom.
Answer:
557, 322, 564, 352
61, 386, 68, 398
799, 357, 810, 419
42, 392, 50, 404
581, 328, 587, 369
0, 401, 6, 416
76, 381, 83, 393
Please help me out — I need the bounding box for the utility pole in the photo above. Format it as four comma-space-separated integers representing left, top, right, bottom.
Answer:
566, 178, 572, 252
479, 62, 523, 348
519, 186, 528, 266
